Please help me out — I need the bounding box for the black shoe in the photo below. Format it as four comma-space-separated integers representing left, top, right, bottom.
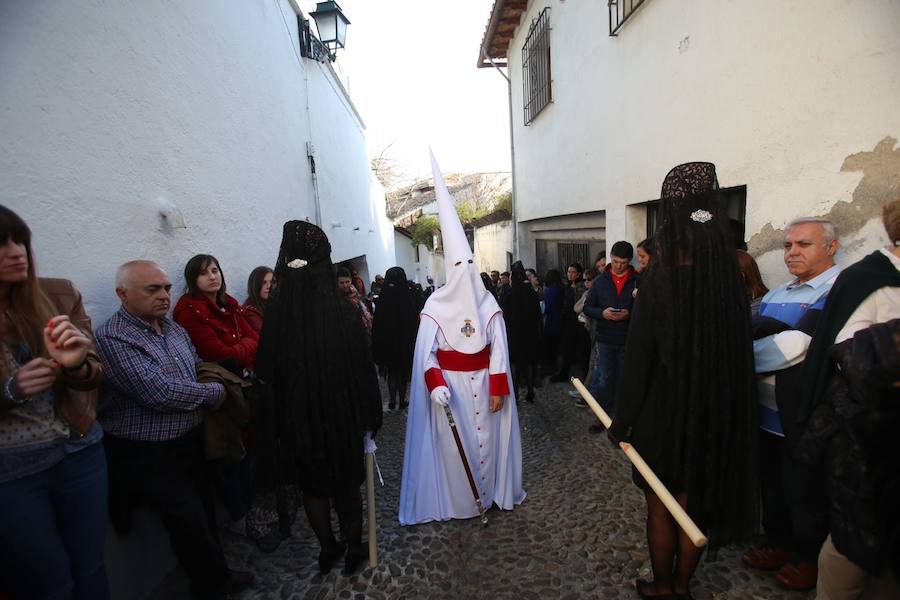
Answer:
525, 391, 535, 403
342, 546, 369, 576
588, 422, 606, 434
635, 578, 674, 599
549, 374, 567, 383
318, 541, 347, 574
388, 402, 395, 410
226, 569, 255, 594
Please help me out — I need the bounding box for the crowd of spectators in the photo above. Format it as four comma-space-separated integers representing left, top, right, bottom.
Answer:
2, 186, 898, 599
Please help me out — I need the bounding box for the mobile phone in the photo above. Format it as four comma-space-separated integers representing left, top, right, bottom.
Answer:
610, 308, 622, 312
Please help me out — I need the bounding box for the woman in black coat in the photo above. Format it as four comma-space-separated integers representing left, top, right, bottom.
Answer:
371, 267, 419, 410
503, 261, 542, 402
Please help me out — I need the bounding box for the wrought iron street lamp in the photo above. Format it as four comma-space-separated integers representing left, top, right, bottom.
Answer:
310, 1, 350, 53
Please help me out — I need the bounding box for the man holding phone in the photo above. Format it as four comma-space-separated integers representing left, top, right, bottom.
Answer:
582, 241, 638, 433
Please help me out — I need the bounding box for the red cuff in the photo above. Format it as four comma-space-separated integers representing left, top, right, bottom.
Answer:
489, 373, 510, 396
424, 368, 447, 393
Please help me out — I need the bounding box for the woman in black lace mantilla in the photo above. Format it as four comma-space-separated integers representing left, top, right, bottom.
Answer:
609, 163, 758, 599
254, 221, 382, 575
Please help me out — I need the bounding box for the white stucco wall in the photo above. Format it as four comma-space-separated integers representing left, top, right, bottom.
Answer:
474, 220, 513, 273
392, 231, 440, 286
1, 0, 394, 325
505, 0, 900, 286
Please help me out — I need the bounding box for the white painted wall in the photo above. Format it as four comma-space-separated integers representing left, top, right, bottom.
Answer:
474, 220, 513, 273
393, 231, 437, 286
1, 0, 394, 325
505, 0, 900, 287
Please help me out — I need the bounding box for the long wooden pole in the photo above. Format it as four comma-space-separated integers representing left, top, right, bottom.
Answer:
365, 452, 378, 567
443, 404, 489, 525
571, 377, 708, 548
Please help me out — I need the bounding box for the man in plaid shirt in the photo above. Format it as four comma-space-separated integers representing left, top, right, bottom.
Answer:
95, 260, 252, 599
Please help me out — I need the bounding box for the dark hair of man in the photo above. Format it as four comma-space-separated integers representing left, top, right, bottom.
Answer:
184, 253, 227, 307
610, 241, 634, 260
568, 262, 583, 274
501, 271, 510, 278
585, 267, 600, 280
594, 251, 606, 263
0, 205, 56, 358
525, 268, 536, 277
336, 266, 351, 279
246, 265, 273, 313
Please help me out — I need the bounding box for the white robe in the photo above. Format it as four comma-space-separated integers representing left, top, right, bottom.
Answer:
399, 313, 526, 525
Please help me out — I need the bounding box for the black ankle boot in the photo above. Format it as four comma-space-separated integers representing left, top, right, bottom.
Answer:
342, 545, 368, 576
318, 541, 347, 574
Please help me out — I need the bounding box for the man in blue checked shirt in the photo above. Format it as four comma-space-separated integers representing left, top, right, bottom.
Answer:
95, 260, 253, 600
742, 219, 841, 592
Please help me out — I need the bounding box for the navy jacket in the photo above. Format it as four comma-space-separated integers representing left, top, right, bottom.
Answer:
582, 267, 637, 346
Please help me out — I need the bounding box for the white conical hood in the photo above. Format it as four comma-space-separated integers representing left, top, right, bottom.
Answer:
420, 151, 500, 354
430, 150, 473, 268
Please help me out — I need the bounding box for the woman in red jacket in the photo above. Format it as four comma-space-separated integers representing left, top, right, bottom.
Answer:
174, 253, 259, 535
174, 254, 259, 372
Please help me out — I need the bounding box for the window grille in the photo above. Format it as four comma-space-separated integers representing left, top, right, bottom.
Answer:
522, 8, 552, 126
557, 242, 590, 272
608, 0, 650, 36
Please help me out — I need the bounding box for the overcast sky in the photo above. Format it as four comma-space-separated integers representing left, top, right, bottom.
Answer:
300, 0, 512, 185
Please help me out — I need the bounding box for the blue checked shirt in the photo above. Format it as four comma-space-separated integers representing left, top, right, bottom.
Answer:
753, 264, 841, 436
95, 308, 222, 441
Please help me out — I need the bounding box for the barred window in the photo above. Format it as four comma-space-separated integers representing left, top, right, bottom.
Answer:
522, 8, 552, 126
609, 0, 651, 36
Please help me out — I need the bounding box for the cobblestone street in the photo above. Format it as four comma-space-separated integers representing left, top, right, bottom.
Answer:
153, 381, 816, 600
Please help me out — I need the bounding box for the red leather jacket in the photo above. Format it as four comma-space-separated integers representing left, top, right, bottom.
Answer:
173, 293, 259, 369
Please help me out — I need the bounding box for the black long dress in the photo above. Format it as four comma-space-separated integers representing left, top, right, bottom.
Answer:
371, 267, 418, 381
609, 188, 758, 545
504, 275, 542, 367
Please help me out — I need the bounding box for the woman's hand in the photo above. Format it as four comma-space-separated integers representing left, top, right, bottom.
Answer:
43, 315, 91, 369
490, 395, 505, 413
14, 358, 59, 397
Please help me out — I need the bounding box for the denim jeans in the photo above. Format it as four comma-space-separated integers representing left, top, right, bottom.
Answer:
587, 342, 626, 415
0, 440, 109, 600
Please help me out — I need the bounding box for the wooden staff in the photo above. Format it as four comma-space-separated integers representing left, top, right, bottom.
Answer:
443, 404, 489, 525
365, 452, 378, 567
571, 377, 707, 548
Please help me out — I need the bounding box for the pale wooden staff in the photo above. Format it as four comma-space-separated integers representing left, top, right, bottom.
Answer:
365, 452, 378, 567
571, 377, 708, 548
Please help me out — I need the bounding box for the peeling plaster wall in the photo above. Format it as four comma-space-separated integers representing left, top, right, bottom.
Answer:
506, 0, 900, 285
0, 0, 394, 325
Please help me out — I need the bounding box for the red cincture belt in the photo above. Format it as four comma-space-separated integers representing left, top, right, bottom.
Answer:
436, 346, 490, 371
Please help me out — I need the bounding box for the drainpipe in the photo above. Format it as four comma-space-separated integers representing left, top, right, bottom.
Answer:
481, 47, 519, 260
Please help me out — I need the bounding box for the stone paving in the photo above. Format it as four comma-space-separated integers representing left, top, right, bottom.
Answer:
151, 380, 816, 599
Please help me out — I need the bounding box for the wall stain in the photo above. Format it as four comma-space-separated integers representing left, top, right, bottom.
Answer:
748, 136, 900, 255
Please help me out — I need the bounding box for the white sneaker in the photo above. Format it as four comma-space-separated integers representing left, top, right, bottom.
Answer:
567, 390, 581, 398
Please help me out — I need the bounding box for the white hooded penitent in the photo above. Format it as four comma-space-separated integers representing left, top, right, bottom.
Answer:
419, 150, 500, 354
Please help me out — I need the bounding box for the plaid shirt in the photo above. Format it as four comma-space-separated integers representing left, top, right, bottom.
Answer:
95, 308, 222, 441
